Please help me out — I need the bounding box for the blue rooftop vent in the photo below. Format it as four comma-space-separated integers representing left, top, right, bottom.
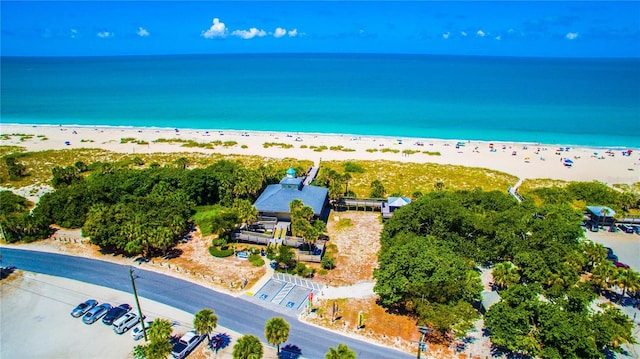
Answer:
286, 167, 296, 178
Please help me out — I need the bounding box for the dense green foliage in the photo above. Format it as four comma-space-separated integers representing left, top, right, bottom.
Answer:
485, 284, 634, 358
28, 160, 284, 257
526, 181, 639, 213
0, 190, 52, 243
374, 188, 635, 355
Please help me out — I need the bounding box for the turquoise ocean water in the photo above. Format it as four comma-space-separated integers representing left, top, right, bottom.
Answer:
2, 54, 639, 148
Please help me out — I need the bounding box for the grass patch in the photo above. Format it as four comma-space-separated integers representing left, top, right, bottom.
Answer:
241, 144, 248, 149
263, 142, 293, 149
300, 145, 308, 149
380, 148, 400, 154
422, 151, 441, 156
249, 253, 265, 267
153, 138, 188, 144
402, 149, 419, 155
310, 145, 328, 152
329, 145, 356, 152
335, 218, 354, 231
223, 141, 237, 147
120, 137, 149, 145
192, 205, 224, 237
319, 159, 518, 197
366, 148, 379, 153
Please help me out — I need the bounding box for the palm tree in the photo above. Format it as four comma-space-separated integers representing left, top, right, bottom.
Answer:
174, 157, 189, 170
581, 240, 607, 270
145, 338, 173, 359
148, 318, 172, 342
193, 308, 218, 343
325, 344, 356, 359
232, 334, 263, 359
591, 261, 615, 294
492, 262, 519, 290
264, 317, 290, 354
615, 268, 640, 304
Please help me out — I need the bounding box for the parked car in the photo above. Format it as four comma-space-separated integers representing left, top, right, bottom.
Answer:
613, 261, 630, 269
633, 225, 640, 234
617, 224, 634, 234
71, 299, 98, 318
82, 303, 112, 324
102, 304, 132, 325
131, 321, 153, 341
605, 247, 618, 262
113, 312, 143, 334
171, 331, 205, 359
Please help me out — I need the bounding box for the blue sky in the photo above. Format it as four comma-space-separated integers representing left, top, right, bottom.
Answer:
2, 1, 639, 57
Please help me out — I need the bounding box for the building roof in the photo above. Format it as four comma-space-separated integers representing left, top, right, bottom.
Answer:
586, 206, 616, 217
481, 291, 501, 311
388, 196, 411, 207
254, 183, 328, 216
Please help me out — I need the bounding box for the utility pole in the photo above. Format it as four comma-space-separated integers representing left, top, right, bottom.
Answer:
413, 326, 432, 359
129, 267, 148, 342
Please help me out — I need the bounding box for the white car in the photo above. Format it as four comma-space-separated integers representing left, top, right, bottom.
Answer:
131, 321, 153, 340
112, 312, 143, 334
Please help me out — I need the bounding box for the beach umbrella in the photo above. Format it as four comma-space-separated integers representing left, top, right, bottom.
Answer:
564, 159, 573, 164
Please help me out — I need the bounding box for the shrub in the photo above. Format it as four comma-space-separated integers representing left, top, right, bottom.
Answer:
212, 238, 227, 247
321, 255, 336, 270
266, 245, 276, 260
249, 253, 265, 267
209, 246, 234, 258
343, 161, 365, 173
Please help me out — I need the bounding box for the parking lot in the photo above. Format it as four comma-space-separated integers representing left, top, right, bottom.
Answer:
584, 227, 640, 271
1, 271, 199, 359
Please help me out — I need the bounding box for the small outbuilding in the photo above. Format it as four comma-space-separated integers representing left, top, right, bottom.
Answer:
381, 196, 411, 219
586, 206, 616, 227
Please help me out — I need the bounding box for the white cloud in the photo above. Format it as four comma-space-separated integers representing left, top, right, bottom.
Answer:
442, 32, 450, 39
476, 29, 485, 37
70, 29, 78, 38
232, 28, 267, 39
274, 27, 286, 38
137, 27, 149, 37
460, 31, 467, 37
97, 31, 113, 38
288, 29, 298, 37
566, 32, 579, 40
202, 18, 227, 38
495, 35, 502, 41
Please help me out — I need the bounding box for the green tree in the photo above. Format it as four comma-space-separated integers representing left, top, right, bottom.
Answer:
591, 260, 616, 294
137, 318, 173, 359
264, 317, 290, 354
614, 268, 640, 303
325, 344, 356, 359
233, 199, 258, 226
369, 179, 385, 198
276, 245, 295, 269
232, 334, 263, 359
492, 262, 520, 290
592, 305, 636, 353
4, 155, 26, 180
193, 308, 218, 342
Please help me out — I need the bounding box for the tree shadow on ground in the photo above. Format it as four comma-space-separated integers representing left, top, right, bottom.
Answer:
279, 344, 302, 359
162, 248, 183, 260
0, 266, 16, 280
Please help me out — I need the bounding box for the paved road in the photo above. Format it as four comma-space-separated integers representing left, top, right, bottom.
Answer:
0, 248, 412, 359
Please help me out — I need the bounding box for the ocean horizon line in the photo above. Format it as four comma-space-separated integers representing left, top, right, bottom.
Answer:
4, 122, 637, 151
2, 52, 639, 61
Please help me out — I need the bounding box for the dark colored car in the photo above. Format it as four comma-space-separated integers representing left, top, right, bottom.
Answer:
102, 304, 132, 325
71, 299, 98, 318
633, 225, 640, 234
587, 221, 599, 232
617, 224, 634, 234
605, 247, 618, 262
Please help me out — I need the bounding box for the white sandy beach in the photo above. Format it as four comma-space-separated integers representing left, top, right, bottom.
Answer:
2, 123, 639, 185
